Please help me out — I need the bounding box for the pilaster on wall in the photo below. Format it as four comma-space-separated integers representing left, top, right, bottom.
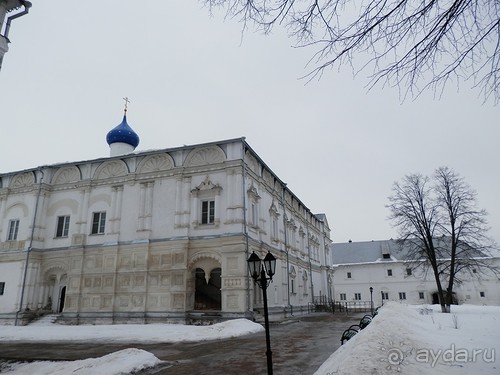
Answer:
137, 182, 153, 235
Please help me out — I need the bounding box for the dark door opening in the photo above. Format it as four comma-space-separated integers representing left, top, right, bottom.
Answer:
58, 286, 66, 313
194, 267, 221, 310
432, 293, 439, 304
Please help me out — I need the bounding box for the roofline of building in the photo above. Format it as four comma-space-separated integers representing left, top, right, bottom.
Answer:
0, 136, 329, 227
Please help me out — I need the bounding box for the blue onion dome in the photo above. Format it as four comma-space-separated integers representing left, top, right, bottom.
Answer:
106, 114, 140, 148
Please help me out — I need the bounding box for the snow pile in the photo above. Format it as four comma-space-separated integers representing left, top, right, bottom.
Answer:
0, 319, 264, 374
0, 348, 160, 375
0, 318, 264, 343
314, 302, 499, 375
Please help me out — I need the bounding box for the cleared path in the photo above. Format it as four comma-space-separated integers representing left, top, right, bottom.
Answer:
0, 312, 364, 375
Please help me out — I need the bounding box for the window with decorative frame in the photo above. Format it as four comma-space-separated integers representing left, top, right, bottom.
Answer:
56, 215, 70, 238
201, 200, 215, 224
299, 227, 305, 253
91, 212, 106, 235
190, 176, 222, 228
302, 270, 308, 296
247, 184, 261, 228
269, 203, 280, 241
7, 219, 19, 241
289, 266, 297, 294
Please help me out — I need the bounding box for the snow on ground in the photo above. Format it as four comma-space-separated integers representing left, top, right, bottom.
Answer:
1, 305, 499, 374
0, 318, 264, 374
314, 302, 500, 375
0, 349, 160, 375
0, 318, 263, 343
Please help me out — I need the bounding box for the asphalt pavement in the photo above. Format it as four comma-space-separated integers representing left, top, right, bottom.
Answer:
0, 311, 364, 375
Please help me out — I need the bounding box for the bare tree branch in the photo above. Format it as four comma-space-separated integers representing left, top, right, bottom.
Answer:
202, 0, 499, 103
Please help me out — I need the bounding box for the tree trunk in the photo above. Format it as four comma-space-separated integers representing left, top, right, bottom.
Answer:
430, 263, 447, 313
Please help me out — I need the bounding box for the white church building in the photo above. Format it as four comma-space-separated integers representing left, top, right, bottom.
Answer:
0, 110, 333, 325
331, 239, 500, 308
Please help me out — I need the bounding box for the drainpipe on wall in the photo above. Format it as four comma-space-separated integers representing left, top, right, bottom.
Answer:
15, 166, 43, 326
321, 223, 331, 302
280, 185, 291, 315
305, 214, 314, 304
241, 141, 251, 315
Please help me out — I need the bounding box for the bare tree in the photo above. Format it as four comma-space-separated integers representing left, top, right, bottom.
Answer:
387, 173, 447, 312
388, 168, 498, 313
202, 0, 499, 103
433, 166, 498, 312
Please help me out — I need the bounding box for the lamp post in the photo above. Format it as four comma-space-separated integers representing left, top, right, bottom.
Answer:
369, 287, 374, 315
247, 251, 277, 375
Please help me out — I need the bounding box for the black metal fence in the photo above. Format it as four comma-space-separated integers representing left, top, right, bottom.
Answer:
309, 296, 373, 314
333, 301, 373, 313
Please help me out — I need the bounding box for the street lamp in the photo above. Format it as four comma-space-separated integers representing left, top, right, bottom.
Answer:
247, 251, 277, 375
369, 287, 374, 315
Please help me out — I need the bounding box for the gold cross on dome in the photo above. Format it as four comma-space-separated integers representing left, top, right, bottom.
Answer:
123, 97, 131, 113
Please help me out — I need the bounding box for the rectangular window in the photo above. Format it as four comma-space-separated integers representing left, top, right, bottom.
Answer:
291, 279, 295, 294
251, 203, 257, 226
387, 269, 393, 276
382, 253, 391, 259
56, 216, 70, 238
382, 292, 389, 300
419, 292, 425, 299
201, 200, 215, 224
339, 293, 346, 301
399, 292, 406, 300
480, 291, 485, 298
0, 282, 5, 295
7, 219, 19, 241
406, 268, 412, 276
272, 218, 278, 238
354, 293, 361, 300
347, 272, 352, 279
91, 212, 106, 234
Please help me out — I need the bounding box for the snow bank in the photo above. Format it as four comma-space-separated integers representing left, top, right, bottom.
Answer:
0, 318, 264, 343
0, 319, 265, 374
314, 302, 500, 375
0, 348, 161, 375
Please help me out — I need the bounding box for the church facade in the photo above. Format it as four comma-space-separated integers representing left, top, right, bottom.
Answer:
0, 114, 332, 325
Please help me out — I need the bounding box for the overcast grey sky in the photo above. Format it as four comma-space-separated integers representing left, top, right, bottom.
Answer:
1, 1, 498, 245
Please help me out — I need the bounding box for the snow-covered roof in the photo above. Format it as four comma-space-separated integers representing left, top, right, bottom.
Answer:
331, 237, 493, 265
332, 239, 407, 265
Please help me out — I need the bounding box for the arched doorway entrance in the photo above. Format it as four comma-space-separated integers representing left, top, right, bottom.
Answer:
195, 267, 221, 310
43, 267, 68, 313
